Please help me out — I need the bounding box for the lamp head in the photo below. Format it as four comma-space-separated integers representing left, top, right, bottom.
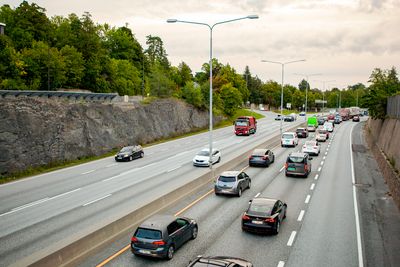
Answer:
247, 15, 259, 19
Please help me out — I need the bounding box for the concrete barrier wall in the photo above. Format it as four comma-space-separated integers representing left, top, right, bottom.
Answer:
27, 124, 302, 267
366, 118, 400, 210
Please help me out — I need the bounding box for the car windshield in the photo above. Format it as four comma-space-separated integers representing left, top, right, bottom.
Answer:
135, 228, 162, 239
197, 150, 210, 156
282, 134, 294, 139
120, 147, 132, 153
219, 176, 236, 182
235, 120, 248, 126
288, 156, 305, 163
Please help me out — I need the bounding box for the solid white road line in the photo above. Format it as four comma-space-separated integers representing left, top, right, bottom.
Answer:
287, 231, 297, 246
314, 174, 319, 180
255, 193, 260, 198
305, 194, 311, 204
83, 194, 112, 206
167, 166, 181, 173
318, 167, 322, 172
310, 183, 315, 190
277, 261, 285, 267
350, 125, 364, 267
297, 210, 305, 221
82, 170, 95, 175
279, 166, 285, 172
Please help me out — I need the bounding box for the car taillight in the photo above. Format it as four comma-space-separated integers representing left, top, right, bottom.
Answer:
152, 240, 165, 246
265, 217, 275, 223
285, 162, 288, 169
131, 236, 138, 243
314, 146, 318, 149
242, 214, 250, 220
263, 156, 269, 160
303, 145, 306, 148
304, 164, 308, 171
249, 156, 253, 159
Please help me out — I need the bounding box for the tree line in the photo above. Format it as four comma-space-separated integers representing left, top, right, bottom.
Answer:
0, 1, 399, 118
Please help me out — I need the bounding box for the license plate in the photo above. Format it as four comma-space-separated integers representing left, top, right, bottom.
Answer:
252, 220, 263, 224
139, 249, 151, 254
288, 167, 296, 171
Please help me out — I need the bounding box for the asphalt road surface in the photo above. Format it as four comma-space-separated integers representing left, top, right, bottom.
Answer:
82, 118, 366, 267
0, 111, 304, 266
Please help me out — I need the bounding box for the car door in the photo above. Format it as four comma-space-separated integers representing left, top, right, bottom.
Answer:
176, 218, 192, 243
276, 201, 284, 221
212, 150, 219, 163
167, 221, 184, 249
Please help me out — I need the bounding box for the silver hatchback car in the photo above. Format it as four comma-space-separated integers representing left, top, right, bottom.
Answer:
214, 171, 251, 197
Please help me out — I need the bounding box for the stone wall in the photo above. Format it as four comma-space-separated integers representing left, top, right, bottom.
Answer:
0, 97, 221, 175
366, 118, 400, 210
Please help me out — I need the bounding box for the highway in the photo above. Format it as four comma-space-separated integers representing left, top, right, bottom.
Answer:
0, 111, 303, 266
80, 118, 363, 267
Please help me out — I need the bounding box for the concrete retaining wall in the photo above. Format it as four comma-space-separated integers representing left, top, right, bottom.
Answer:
366, 118, 400, 210
26, 124, 300, 267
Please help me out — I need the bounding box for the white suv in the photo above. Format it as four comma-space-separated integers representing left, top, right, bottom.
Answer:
281, 132, 298, 147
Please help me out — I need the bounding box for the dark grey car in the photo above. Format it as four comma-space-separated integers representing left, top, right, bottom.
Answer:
285, 152, 312, 178
249, 149, 275, 167
115, 145, 144, 162
214, 171, 251, 197
131, 214, 198, 260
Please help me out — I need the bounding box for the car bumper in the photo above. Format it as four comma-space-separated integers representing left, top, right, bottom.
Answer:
115, 156, 130, 161
131, 245, 167, 258
303, 150, 319, 155
193, 161, 210, 167
215, 187, 237, 195
242, 222, 274, 233
249, 160, 268, 166
286, 170, 307, 177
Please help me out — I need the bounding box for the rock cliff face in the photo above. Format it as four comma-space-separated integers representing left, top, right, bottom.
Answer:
0, 97, 220, 175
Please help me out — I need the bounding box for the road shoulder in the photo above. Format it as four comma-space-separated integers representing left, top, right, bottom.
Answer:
352, 121, 400, 267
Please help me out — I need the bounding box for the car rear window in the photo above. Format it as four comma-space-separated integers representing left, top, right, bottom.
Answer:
305, 141, 316, 146
249, 202, 274, 215
288, 156, 305, 163
282, 134, 294, 139
296, 129, 305, 132
135, 228, 162, 239
219, 176, 236, 182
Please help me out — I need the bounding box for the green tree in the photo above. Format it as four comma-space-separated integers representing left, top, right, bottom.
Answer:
298, 79, 309, 92
108, 58, 141, 95
60, 45, 84, 88
0, 35, 27, 89
145, 35, 169, 69
219, 83, 242, 116
181, 81, 204, 108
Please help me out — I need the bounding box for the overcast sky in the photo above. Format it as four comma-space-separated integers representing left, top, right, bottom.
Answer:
1, 0, 400, 89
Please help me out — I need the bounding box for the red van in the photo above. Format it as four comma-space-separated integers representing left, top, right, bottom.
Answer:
234, 116, 257, 136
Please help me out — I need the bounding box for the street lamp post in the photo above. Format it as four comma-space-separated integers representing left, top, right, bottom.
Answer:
261, 59, 305, 134
294, 73, 322, 120
167, 15, 258, 170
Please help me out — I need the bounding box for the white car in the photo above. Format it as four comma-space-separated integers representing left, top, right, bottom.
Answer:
193, 148, 221, 167
324, 122, 334, 132
302, 140, 320, 156
281, 132, 298, 147
307, 124, 316, 132
316, 129, 328, 142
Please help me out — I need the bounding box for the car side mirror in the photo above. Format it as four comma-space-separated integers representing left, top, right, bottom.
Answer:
248, 199, 253, 203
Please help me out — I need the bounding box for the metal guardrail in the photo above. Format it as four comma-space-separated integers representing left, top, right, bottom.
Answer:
0, 90, 119, 101
387, 94, 400, 119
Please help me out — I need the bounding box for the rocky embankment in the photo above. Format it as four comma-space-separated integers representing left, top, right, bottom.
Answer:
0, 97, 220, 175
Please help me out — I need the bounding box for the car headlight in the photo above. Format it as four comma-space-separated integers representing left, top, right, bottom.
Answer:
124, 154, 129, 157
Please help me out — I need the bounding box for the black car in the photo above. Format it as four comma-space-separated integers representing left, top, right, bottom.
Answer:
296, 127, 308, 138
284, 115, 295, 122
317, 117, 325, 125
274, 114, 282, 121
131, 214, 198, 259
285, 152, 312, 178
115, 145, 144, 162
249, 149, 275, 167
242, 197, 287, 235
187, 256, 253, 267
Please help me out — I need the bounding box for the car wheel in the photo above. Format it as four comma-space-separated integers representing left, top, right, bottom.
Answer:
283, 208, 287, 219
166, 245, 174, 260
129, 156, 133, 161
217, 157, 221, 163
273, 220, 280, 235
272, 155, 275, 163
237, 188, 242, 197
247, 180, 251, 189
191, 226, 198, 240
140, 152, 144, 158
